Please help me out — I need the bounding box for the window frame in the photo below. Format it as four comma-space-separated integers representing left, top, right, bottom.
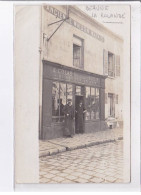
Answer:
108, 93, 115, 117
108, 51, 115, 78
73, 35, 84, 69
85, 86, 100, 121
52, 81, 73, 123
73, 44, 81, 68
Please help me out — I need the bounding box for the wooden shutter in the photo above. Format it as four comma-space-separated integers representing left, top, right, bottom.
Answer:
103, 49, 108, 75
116, 55, 120, 76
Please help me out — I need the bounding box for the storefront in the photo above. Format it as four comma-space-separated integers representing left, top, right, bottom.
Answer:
41, 60, 107, 140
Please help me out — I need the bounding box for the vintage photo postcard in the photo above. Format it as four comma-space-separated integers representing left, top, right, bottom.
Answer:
15, 3, 131, 184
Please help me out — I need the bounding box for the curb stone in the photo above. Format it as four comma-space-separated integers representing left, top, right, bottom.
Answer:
40, 136, 123, 158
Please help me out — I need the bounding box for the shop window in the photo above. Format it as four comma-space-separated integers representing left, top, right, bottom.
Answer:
52, 81, 72, 122
85, 87, 91, 120
73, 35, 84, 69
67, 84, 73, 101
85, 87, 100, 120
52, 82, 60, 122
60, 83, 67, 121
95, 88, 100, 119
91, 88, 95, 120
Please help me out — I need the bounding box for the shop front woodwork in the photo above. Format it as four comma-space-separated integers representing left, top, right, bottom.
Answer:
41, 60, 107, 140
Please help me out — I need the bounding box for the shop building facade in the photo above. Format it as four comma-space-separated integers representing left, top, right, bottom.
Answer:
40, 5, 123, 140
15, 5, 123, 140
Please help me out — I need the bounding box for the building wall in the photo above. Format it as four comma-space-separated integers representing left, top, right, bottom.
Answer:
42, 5, 123, 122
15, 6, 41, 183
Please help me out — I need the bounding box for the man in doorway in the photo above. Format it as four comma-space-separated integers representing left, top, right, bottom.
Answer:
75, 100, 86, 134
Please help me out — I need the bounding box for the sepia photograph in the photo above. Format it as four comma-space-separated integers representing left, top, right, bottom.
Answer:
15, 3, 131, 184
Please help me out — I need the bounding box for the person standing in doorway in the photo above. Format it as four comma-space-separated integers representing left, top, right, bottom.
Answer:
75, 100, 86, 134
63, 99, 74, 138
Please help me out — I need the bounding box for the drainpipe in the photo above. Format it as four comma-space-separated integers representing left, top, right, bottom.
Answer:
39, 6, 43, 139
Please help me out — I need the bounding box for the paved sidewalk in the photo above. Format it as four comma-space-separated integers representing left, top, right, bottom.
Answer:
39, 128, 123, 157
40, 140, 125, 183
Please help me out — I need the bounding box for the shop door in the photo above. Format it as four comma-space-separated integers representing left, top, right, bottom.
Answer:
75, 95, 84, 134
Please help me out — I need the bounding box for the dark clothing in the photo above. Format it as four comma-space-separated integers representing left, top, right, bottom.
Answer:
75, 105, 86, 134
60, 103, 65, 116
56, 103, 64, 116
63, 104, 74, 136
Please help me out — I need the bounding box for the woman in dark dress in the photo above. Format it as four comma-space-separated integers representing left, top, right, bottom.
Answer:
75, 101, 86, 134
63, 99, 74, 138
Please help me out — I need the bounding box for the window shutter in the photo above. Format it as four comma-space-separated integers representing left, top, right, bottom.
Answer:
103, 49, 108, 75
116, 55, 120, 76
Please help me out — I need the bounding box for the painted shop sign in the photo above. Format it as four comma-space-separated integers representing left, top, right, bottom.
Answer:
44, 5, 104, 43
43, 63, 101, 87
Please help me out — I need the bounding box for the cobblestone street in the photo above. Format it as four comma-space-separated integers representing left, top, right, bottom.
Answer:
40, 140, 124, 183
39, 128, 123, 157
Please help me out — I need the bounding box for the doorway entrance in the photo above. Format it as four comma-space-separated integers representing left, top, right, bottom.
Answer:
75, 95, 84, 134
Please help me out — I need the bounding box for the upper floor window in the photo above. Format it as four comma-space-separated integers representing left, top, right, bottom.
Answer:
103, 49, 120, 78
73, 35, 84, 69
108, 52, 115, 77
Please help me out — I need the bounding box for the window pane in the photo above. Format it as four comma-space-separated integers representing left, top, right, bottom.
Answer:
67, 84, 73, 101
108, 53, 114, 77
91, 88, 95, 120
109, 55, 113, 69
52, 82, 59, 122
95, 88, 100, 119
76, 86, 81, 95
73, 44, 81, 68
74, 47, 80, 58
85, 87, 91, 120
60, 83, 66, 119
108, 93, 115, 117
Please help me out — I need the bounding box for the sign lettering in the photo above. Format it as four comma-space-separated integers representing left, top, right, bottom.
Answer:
44, 5, 104, 43
51, 67, 101, 87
